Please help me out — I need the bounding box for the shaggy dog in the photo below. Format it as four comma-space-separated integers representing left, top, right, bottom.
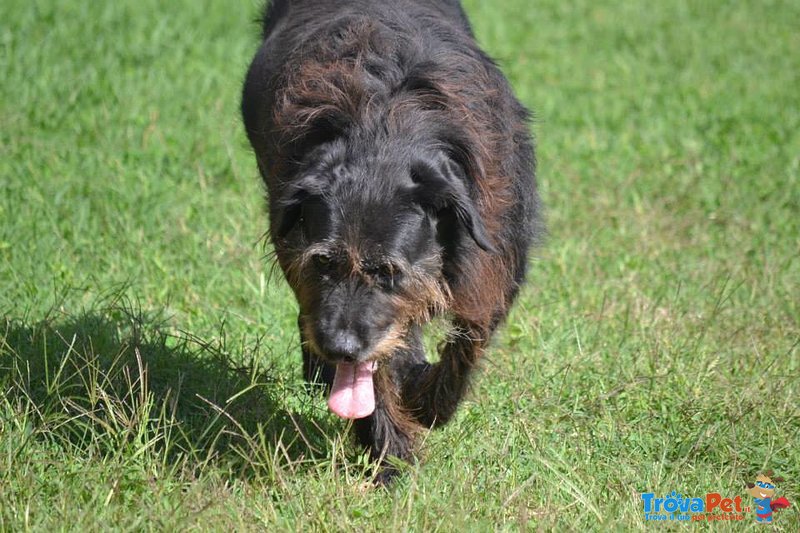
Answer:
242, 0, 540, 481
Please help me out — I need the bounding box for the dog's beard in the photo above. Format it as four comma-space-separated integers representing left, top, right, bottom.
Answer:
327, 361, 377, 419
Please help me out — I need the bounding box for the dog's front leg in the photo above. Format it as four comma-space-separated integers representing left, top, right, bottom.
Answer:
400, 322, 486, 428
353, 366, 419, 484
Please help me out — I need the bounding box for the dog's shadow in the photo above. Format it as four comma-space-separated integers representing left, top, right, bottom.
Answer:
0, 302, 341, 475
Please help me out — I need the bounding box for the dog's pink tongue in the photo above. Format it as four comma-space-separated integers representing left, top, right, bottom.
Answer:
327, 361, 377, 419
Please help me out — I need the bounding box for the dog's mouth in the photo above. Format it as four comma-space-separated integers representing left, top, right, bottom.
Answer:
327, 360, 377, 419
301, 316, 406, 420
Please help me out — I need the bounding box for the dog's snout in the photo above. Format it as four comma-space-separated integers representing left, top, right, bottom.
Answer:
319, 329, 365, 362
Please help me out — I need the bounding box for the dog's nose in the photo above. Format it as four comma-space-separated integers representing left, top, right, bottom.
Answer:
320, 330, 365, 362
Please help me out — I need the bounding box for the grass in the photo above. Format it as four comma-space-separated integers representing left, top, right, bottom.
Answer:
1, 0, 798, 530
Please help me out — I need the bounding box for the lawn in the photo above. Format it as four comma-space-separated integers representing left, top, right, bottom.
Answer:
1, 0, 798, 530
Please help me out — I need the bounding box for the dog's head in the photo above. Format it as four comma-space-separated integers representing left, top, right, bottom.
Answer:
275, 136, 493, 364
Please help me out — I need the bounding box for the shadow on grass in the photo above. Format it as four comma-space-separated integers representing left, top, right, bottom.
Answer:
0, 299, 340, 478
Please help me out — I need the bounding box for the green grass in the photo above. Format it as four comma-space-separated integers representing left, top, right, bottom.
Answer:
1, 0, 798, 530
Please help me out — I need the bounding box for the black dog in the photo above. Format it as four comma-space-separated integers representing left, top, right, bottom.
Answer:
242, 0, 540, 480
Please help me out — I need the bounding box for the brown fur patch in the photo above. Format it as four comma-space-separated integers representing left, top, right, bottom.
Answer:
368, 322, 407, 361
391, 268, 451, 325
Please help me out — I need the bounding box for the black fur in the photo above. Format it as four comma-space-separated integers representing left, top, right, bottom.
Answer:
242, 0, 541, 482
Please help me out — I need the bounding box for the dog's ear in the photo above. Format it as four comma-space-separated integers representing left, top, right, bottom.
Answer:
411, 154, 496, 253
274, 174, 327, 239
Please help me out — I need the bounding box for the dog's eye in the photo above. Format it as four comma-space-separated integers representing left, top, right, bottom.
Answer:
313, 254, 334, 272
366, 263, 400, 290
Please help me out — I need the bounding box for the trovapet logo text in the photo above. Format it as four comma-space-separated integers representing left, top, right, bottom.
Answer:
641, 491, 748, 522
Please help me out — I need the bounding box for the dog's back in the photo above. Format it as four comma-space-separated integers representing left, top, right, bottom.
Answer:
260, 0, 473, 41
244, 0, 478, 146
